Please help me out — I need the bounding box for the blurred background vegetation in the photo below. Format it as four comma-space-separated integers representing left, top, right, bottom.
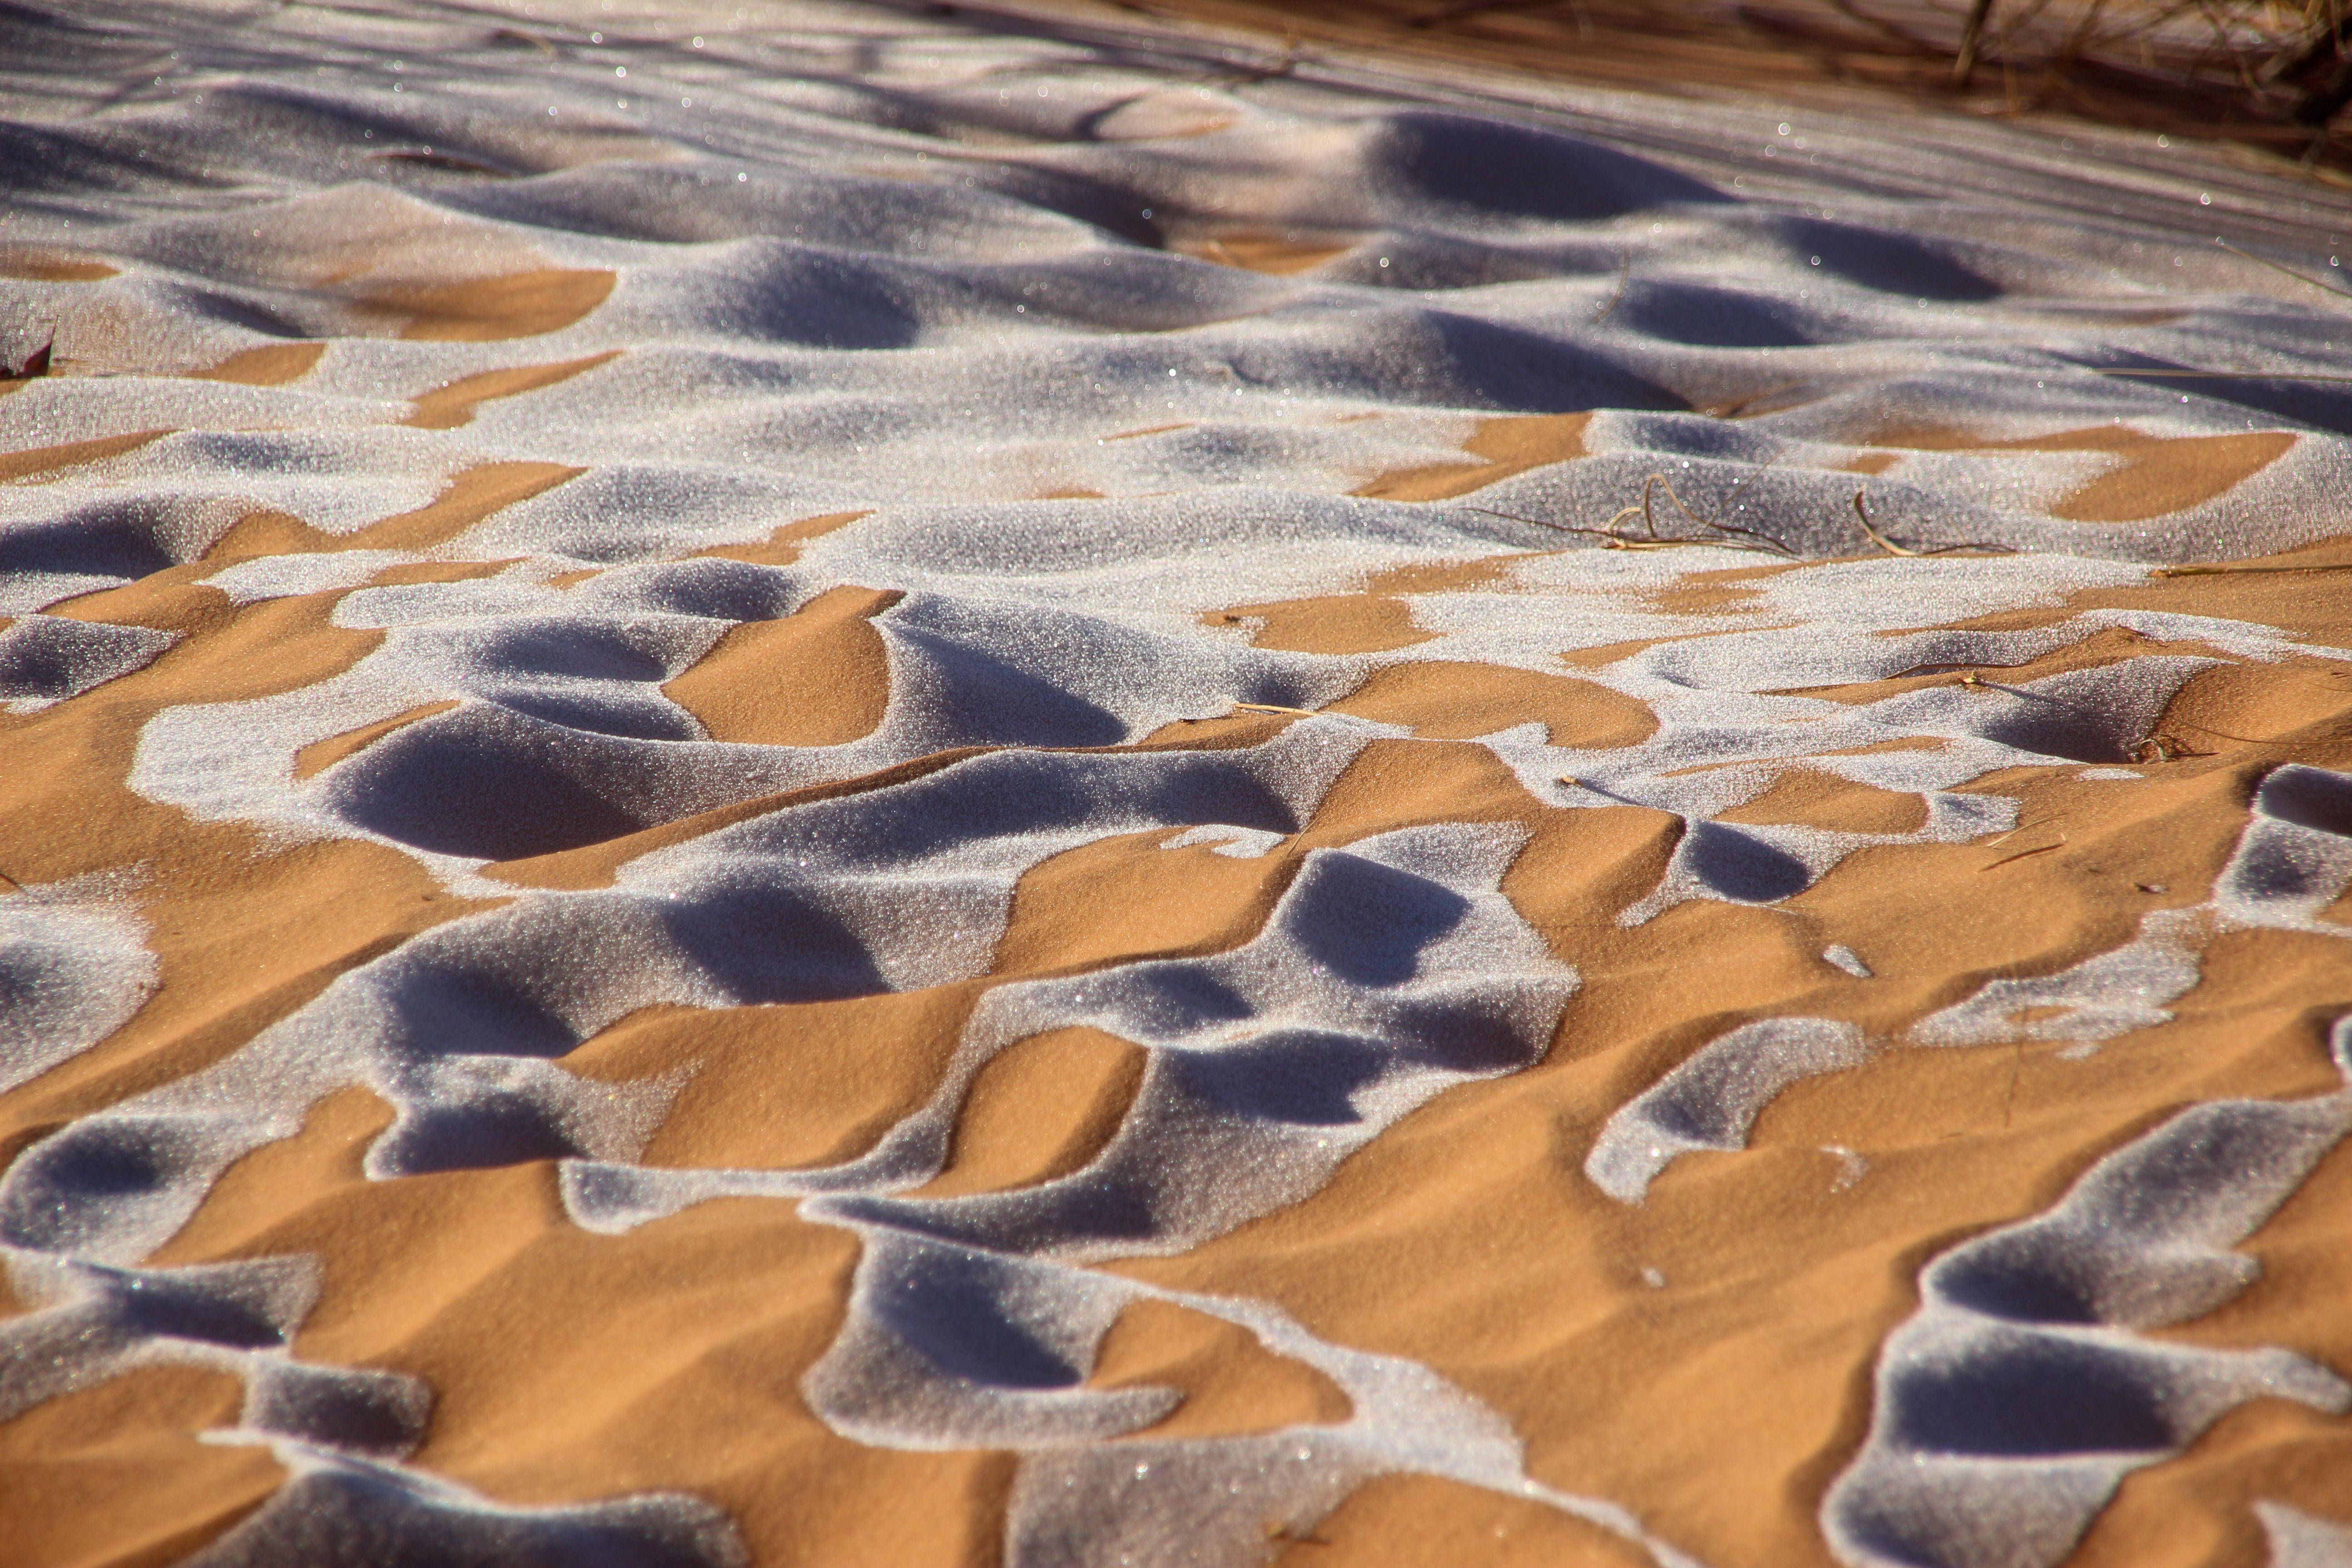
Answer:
1105, 0, 2352, 178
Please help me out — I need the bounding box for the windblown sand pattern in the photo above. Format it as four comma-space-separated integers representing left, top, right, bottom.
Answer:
6, 1, 2352, 1564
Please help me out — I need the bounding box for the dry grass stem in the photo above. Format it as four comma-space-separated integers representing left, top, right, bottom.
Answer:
1852, 490, 1926, 555
1956, 0, 2004, 82
2087, 365, 2352, 380
1850, 490, 2005, 556
2131, 733, 2215, 759
1264, 1518, 1334, 1547
2214, 236, 2352, 298
2157, 560, 2352, 573
1588, 250, 1632, 324
1982, 836, 2068, 867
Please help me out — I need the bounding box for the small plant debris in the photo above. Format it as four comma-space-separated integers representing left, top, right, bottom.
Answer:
4, 334, 54, 380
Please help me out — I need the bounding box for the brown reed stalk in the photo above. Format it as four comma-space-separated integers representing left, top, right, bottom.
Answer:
1956, 0, 2003, 82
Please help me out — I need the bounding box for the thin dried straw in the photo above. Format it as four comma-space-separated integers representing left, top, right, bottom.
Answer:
1850, 490, 2008, 556
2214, 237, 2352, 299
1981, 836, 2067, 869
1588, 250, 1632, 324
1956, 0, 2003, 82
2157, 560, 2352, 574
2087, 366, 2352, 380
1471, 468, 1801, 555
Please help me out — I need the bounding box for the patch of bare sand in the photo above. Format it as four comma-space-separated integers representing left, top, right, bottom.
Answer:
1353, 412, 1592, 503
1176, 230, 1357, 274
402, 350, 622, 429
919, 1026, 1147, 1197
361, 269, 615, 341
200, 461, 583, 562
293, 701, 463, 779
0, 248, 116, 283
576, 989, 984, 1174
993, 823, 1300, 974
0, 463, 609, 1376
1204, 554, 1535, 653
1857, 422, 2298, 523
694, 510, 872, 568
191, 343, 325, 387
0, 429, 173, 484
1940, 532, 2352, 643
1208, 590, 1435, 652
0, 639, 506, 1377
1327, 659, 1656, 747
662, 585, 900, 746
139, 1092, 1014, 1567
1089, 1297, 1353, 1441
1715, 768, 1930, 834
1759, 623, 2254, 706
0, 1363, 281, 1568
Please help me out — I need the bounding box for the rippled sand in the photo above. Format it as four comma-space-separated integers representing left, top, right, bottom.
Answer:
6, 1, 2352, 1565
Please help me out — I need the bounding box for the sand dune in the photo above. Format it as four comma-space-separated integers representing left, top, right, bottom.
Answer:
5, 0, 2352, 1563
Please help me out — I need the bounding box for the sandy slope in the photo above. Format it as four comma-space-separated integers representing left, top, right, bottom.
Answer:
4, 0, 2352, 1564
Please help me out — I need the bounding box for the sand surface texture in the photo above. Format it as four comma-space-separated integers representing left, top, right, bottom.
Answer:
6, 1, 2352, 1564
